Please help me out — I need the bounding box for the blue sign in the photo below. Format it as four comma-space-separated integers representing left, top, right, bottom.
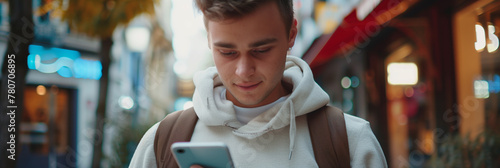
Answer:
488, 75, 500, 94
27, 45, 102, 80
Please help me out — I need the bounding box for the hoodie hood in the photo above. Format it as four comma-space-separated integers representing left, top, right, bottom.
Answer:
193, 56, 329, 159
192, 56, 329, 136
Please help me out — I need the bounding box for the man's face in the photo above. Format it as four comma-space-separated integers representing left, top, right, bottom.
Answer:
207, 2, 297, 108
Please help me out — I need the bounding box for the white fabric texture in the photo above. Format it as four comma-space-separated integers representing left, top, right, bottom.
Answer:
222, 88, 290, 124
129, 56, 387, 168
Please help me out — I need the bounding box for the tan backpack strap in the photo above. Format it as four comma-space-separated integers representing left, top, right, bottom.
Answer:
154, 107, 198, 168
308, 105, 351, 168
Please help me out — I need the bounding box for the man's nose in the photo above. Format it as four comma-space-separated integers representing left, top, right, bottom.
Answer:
235, 55, 255, 78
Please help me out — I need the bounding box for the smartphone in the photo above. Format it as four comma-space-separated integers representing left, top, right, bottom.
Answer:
171, 142, 234, 168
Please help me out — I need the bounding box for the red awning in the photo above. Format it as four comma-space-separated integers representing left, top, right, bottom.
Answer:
303, 0, 413, 68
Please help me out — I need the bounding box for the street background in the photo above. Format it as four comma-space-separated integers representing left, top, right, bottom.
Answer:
0, 0, 499, 167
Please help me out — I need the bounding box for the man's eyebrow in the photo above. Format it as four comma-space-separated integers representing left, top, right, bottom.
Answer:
249, 38, 277, 48
213, 38, 278, 48
214, 42, 236, 48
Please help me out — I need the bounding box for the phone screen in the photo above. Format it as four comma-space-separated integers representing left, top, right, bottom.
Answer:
171, 142, 234, 168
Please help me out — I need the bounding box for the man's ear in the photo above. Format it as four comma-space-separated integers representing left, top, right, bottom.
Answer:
288, 19, 298, 48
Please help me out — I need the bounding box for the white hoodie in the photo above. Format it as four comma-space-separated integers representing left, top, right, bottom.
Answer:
129, 56, 387, 168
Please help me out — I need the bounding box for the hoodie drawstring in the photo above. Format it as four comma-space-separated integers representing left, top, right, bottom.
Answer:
288, 102, 296, 160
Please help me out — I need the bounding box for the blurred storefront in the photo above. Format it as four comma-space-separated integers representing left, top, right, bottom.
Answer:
1, 0, 177, 167
454, 0, 500, 166
0, 0, 105, 167
19, 85, 78, 168
454, 0, 500, 140
304, 0, 499, 167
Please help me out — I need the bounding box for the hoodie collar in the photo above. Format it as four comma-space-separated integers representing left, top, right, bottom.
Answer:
221, 89, 290, 125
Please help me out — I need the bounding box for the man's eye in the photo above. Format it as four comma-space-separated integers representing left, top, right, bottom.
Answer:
254, 48, 270, 53
252, 48, 271, 55
219, 50, 237, 56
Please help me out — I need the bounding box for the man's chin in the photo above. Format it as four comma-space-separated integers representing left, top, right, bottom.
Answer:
233, 97, 262, 108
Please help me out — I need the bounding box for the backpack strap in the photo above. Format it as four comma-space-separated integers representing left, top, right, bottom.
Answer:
154, 107, 198, 168
307, 105, 351, 168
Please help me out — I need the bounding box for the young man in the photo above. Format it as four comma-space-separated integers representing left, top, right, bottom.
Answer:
130, 0, 387, 167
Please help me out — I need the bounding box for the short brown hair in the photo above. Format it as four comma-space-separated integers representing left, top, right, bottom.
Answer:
195, 0, 294, 34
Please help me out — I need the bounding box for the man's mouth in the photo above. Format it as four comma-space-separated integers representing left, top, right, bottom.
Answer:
235, 82, 262, 91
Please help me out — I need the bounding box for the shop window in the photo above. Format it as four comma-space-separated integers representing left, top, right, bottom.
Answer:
19, 85, 76, 168
478, 2, 500, 131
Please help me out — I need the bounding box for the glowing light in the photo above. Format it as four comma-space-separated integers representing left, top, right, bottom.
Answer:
28, 45, 80, 60
487, 24, 499, 53
475, 24, 486, 52
351, 76, 360, 88
474, 80, 489, 99
341, 76, 351, 89
125, 27, 151, 52
118, 96, 134, 110
27, 54, 41, 69
27, 45, 102, 80
387, 62, 418, 85
74, 59, 103, 79
488, 75, 500, 93
36, 85, 46, 96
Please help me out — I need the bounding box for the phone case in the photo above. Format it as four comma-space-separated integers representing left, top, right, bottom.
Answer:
171, 142, 234, 168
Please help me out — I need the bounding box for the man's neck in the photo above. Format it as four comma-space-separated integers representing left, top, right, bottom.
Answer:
220, 88, 290, 124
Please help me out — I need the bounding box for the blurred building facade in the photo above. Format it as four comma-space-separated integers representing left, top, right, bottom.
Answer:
0, 0, 176, 167
305, 0, 500, 167
0, 0, 100, 167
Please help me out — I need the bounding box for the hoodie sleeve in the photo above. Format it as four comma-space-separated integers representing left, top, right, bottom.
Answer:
129, 123, 159, 168
344, 114, 388, 168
